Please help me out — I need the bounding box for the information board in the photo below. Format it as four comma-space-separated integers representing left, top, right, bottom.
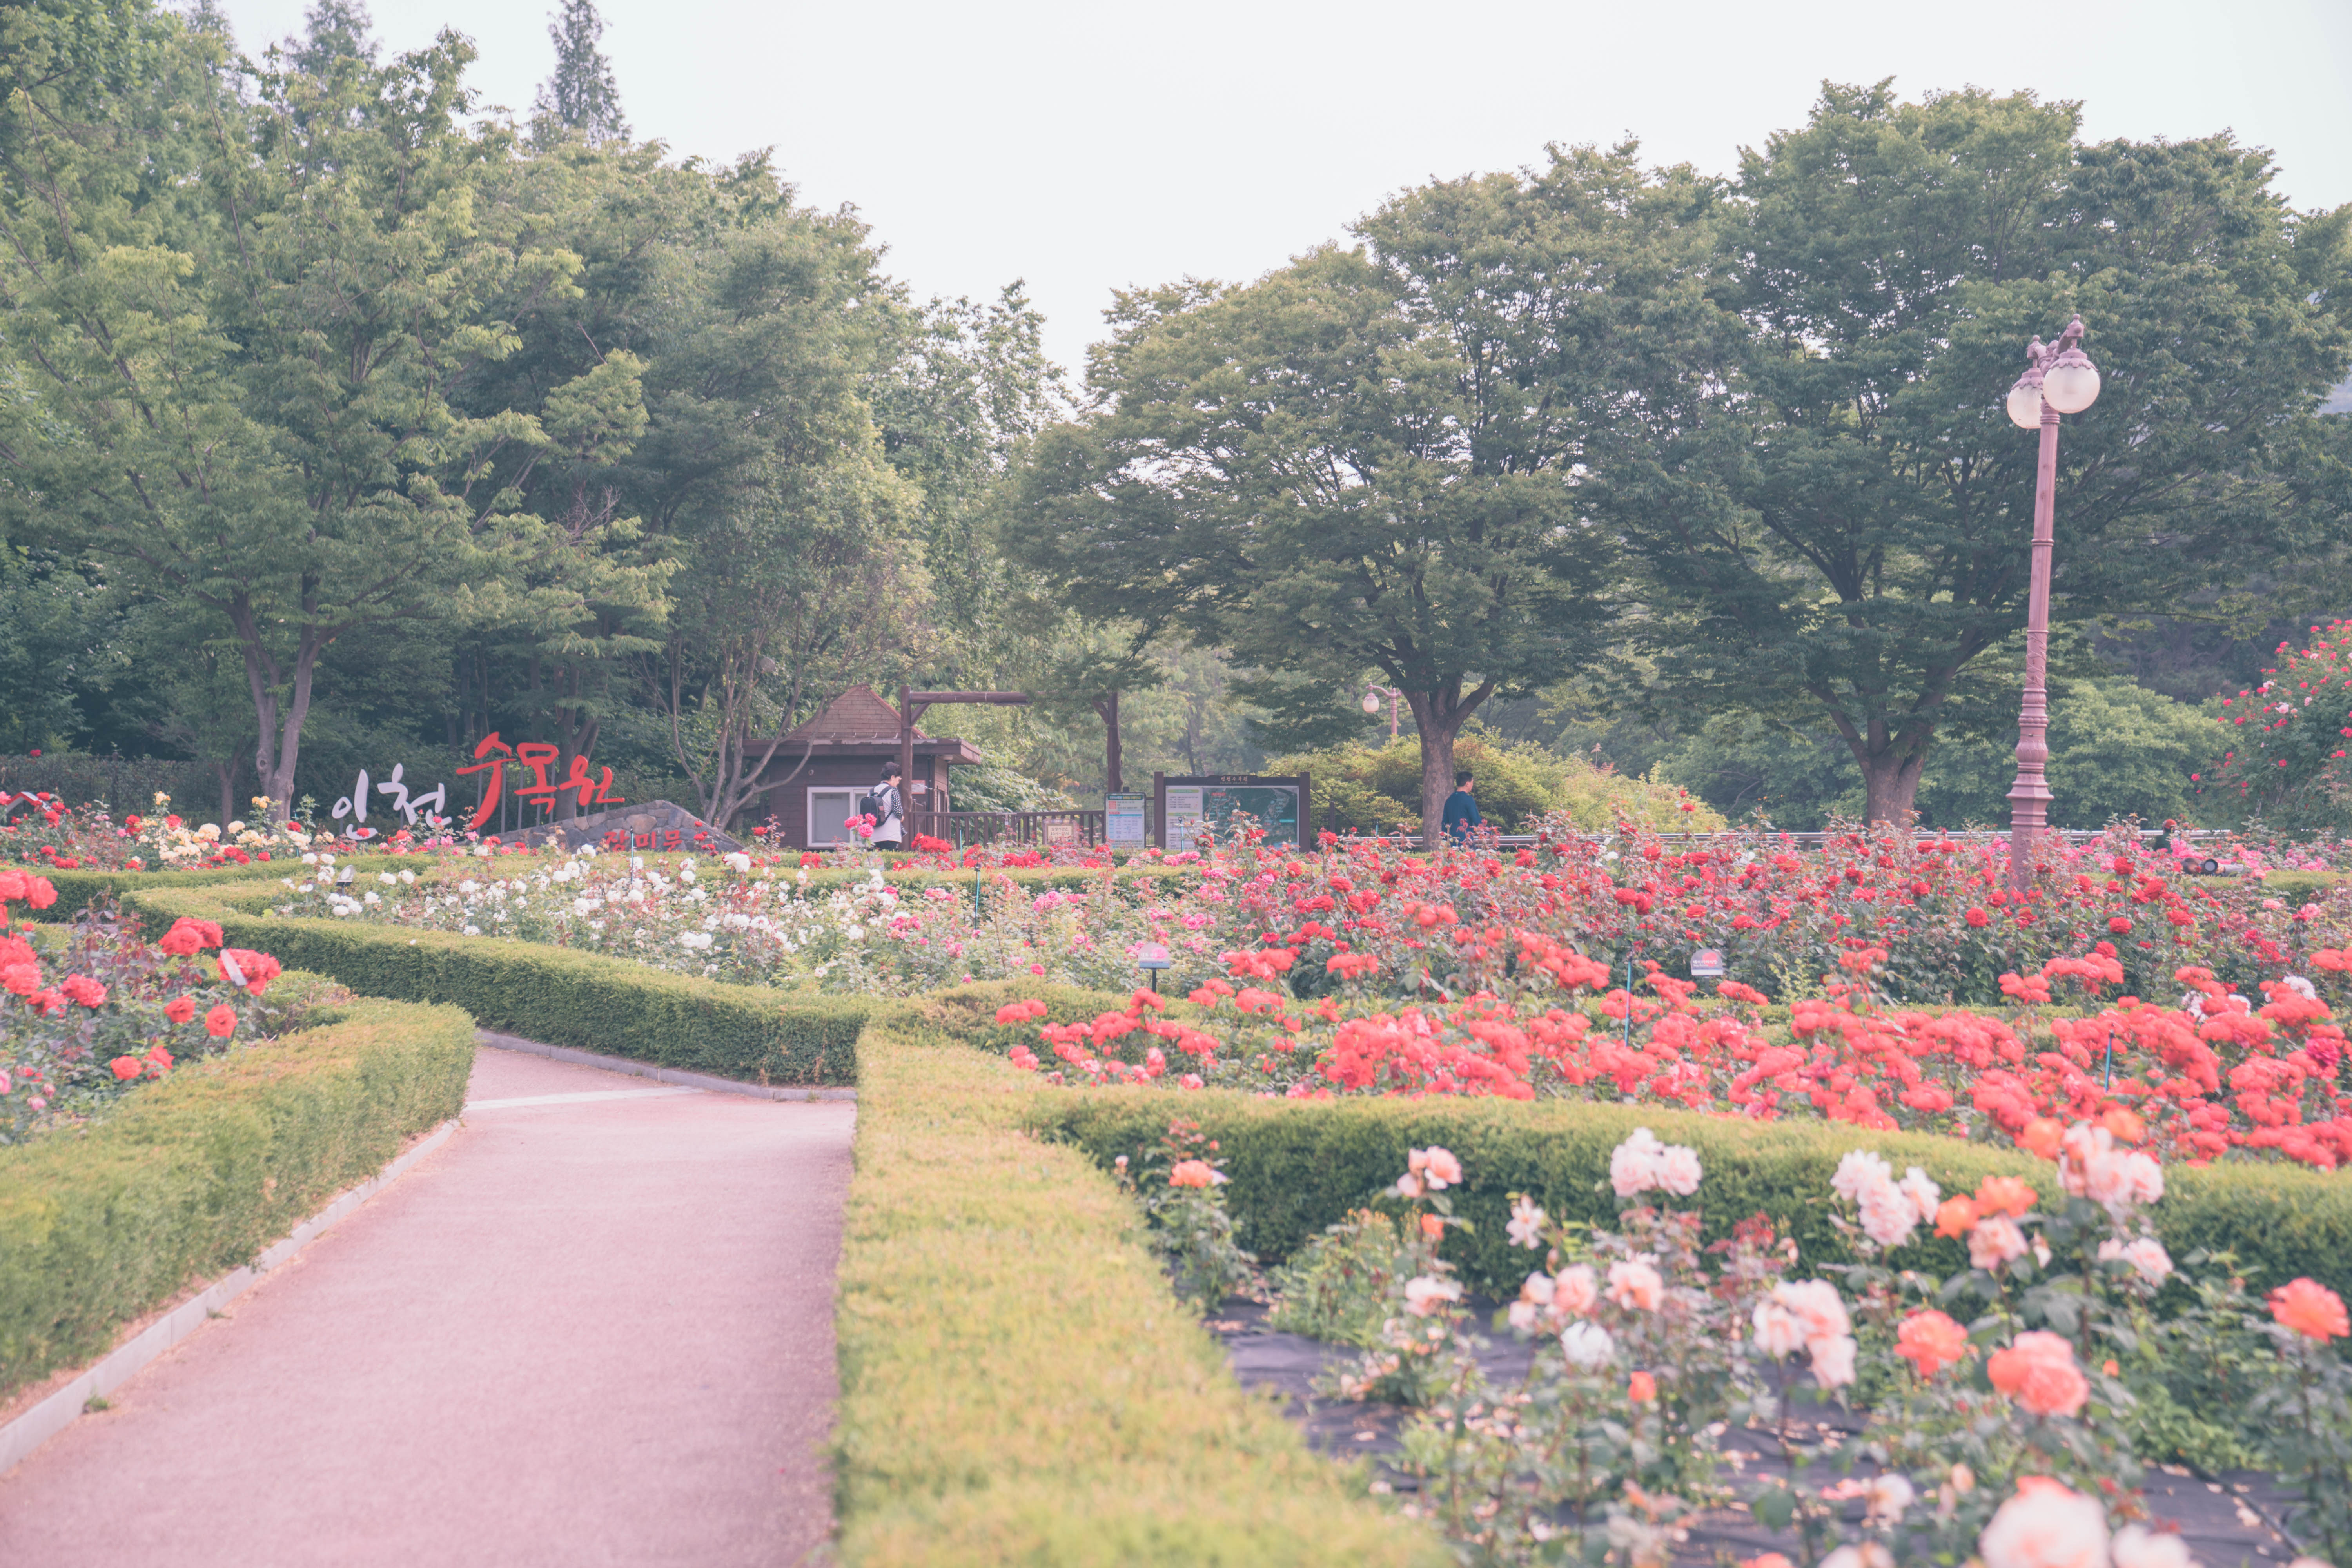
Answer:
1105, 793, 1148, 847
1154, 773, 1310, 851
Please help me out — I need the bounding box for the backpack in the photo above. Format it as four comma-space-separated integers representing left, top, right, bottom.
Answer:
856, 791, 880, 820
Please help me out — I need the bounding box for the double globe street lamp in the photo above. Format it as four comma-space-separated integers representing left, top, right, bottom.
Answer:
2004, 315, 2102, 893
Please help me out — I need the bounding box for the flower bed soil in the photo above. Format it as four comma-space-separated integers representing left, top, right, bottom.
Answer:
1202, 1297, 2307, 1566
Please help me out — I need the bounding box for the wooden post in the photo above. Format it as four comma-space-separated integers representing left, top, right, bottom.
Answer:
1152, 771, 1166, 851
1092, 689, 1122, 794
897, 684, 916, 807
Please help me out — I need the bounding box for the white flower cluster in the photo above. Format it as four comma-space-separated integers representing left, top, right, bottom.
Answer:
1608, 1127, 1701, 1199
1831, 1149, 1942, 1249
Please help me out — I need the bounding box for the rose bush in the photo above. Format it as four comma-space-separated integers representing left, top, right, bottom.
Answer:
1, 875, 294, 1141
1257, 1123, 2352, 1568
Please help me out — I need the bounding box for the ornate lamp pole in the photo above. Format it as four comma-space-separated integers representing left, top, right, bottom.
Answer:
1361, 684, 1404, 741
2004, 316, 2102, 893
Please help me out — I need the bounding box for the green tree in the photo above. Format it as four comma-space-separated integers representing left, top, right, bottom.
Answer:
0, 5, 584, 811
1602, 83, 2352, 822
1009, 148, 1697, 836
532, 0, 628, 148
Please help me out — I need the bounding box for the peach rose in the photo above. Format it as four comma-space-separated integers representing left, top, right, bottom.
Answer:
1553, 1263, 1599, 1316
1969, 1214, 2031, 1272
1895, 1309, 1971, 1378
1979, 1477, 2108, 1568
1987, 1331, 2089, 1418
2270, 1277, 2350, 1341
1605, 1258, 1664, 1312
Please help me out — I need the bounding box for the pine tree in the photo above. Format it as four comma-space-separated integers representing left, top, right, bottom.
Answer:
533, 0, 628, 146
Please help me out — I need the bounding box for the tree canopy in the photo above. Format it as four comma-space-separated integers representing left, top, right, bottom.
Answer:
1600, 83, 2352, 820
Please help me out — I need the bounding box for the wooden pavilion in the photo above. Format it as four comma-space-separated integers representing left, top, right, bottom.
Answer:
750, 686, 983, 850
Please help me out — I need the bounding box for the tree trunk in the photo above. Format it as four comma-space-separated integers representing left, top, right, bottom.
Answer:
216, 760, 236, 831
1404, 677, 1495, 843
1854, 746, 1928, 825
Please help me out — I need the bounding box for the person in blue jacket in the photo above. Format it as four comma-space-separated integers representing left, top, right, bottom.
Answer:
1439, 770, 1481, 843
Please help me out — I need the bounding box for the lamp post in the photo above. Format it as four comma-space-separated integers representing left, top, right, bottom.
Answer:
2004, 315, 2101, 893
1361, 684, 1403, 741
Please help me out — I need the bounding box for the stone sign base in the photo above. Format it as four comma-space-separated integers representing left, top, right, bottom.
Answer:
505, 800, 745, 855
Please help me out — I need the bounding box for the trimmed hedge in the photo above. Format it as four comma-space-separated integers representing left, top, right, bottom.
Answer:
1025, 1089, 2352, 1303
114, 880, 865, 1087
831, 1005, 1443, 1565
14, 860, 316, 920
0, 998, 474, 1404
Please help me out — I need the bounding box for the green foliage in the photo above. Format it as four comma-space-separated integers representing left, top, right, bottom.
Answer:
829, 1015, 1443, 1565
116, 878, 865, 1084
1602, 83, 2352, 822
18, 862, 313, 921
0, 998, 474, 1403
1025, 1089, 2352, 1305
1663, 675, 2223, 831
1267, 1209, 1416, 1348
1010, 147, 1695, 837
1267, 733, 1723, 834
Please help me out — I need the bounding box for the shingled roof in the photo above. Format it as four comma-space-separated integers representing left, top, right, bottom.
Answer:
777, 685, 928, 746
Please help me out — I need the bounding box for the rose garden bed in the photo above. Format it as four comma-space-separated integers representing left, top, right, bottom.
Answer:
17, 843, 2352, 1564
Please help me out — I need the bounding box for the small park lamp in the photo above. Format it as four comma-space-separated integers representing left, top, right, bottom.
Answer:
2003, 316, 2101, 894
1361, 684, 1403, 741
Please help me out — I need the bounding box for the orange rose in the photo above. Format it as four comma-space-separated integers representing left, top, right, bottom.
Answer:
1628, 1370, 1656, 1403
1895, 1309, 1971, 1378
2101, 1107, 2145, 1144
1988, 1331, 2089, 1417
1168, 1160, 1217, 1189
1933, 1195, 1980, 1238
1975, 1176, 2038, 1217
2019, 1118, 2065, 1160
2270, 1278, 2350, 1341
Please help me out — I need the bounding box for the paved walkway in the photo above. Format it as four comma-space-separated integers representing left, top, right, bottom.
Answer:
0, 1046, 856, 1567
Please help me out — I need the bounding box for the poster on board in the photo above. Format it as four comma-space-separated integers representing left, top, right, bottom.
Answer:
1153, 773, 1310, 851
1105, 793, 1148, 847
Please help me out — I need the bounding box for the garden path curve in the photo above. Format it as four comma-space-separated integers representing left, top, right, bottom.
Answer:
0, 1045, 855, 1567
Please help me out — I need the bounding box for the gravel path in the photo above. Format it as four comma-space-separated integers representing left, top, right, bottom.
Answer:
0, 1045, 855, 1568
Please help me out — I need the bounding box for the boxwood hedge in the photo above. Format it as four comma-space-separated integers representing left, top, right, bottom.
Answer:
832, 1000, 1441, 1565
111, 879, 866, 1087
1024, 1088, 2352, 1303
0, 997, 474, 1405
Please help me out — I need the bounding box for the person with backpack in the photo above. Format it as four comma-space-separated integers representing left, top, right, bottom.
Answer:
866, 766, 906, 851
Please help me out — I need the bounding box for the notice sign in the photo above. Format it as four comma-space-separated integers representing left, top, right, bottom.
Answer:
1690, 949, 1726, 979
1154, 773, 1308, 851
1105, 793, 1147, 847
1162, 786, 1205, 851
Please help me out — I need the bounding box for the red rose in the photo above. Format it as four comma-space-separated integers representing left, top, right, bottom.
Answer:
165, 995, 196, 1024
1965, 908, 1990, 927
205, 1004, 238, 1038
2108, 916, 2132, 935
109, 1055, 143, 1081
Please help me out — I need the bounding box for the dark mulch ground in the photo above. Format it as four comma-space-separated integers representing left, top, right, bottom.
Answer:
1205, 1297, 2306, 1566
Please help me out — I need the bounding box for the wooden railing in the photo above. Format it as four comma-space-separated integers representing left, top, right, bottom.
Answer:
907, 809, 1106, 848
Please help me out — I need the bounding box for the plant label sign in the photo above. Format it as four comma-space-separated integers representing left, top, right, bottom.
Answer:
1105, 793, 1147, 847
1690, 948, 1726, 979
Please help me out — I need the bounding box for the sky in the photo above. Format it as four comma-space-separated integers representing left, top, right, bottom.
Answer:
209, 0, 2352, 385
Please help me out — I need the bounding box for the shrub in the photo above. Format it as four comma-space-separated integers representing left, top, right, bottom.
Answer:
0, 998, 473, 1403
829, 1011, 1442, 1565
116, 880, 865, 1086
1023, 1089, 2352, 1304
1265, 733, 1722, 834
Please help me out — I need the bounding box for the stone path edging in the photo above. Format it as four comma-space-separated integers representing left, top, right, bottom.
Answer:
474, 1029, 858, 1100
0, 1116, 459, 1477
